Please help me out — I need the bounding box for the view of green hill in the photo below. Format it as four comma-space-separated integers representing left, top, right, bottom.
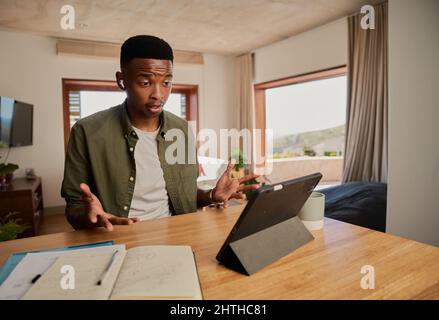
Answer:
272, 125, 345, 157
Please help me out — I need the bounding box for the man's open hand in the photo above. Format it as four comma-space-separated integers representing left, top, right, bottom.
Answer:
213, 160, 260, 208
80, 183, 138, 231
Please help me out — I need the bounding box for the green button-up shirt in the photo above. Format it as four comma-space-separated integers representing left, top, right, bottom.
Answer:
61, 100, 198, 229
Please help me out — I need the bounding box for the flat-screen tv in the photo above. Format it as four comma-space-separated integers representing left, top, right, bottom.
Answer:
0, 96, 33, 147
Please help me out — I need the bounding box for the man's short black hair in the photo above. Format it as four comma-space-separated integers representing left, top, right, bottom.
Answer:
120, 35, 174, 68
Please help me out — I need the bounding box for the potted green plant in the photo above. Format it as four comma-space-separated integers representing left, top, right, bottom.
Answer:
230, 149, 266, 201
0, 143, 19, 186
0, 212, 29, 242
231, 148, 246, 179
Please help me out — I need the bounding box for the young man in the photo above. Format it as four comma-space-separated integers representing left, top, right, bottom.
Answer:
61, 35, 259, 231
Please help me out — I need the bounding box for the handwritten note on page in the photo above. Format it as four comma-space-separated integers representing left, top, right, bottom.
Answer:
110, 246, 202, 300
21, 250, 127, 300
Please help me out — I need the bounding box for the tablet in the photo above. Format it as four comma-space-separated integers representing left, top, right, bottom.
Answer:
216, 172, 322, 264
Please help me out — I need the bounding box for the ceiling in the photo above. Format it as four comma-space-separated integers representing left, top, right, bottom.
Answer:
0, 0, 383, 55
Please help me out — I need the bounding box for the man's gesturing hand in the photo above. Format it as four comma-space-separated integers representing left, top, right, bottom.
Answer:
213, 160, 260, 208
80, 183, 138, 231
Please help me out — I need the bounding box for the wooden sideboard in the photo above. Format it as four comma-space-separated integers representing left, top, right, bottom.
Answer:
0, 177, 44, 238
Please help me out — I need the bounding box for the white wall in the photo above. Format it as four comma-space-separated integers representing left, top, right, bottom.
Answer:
253, 18, 347, 84
201, 54, 235, 135
387, 0, 439, 246
0, 30, 235, 208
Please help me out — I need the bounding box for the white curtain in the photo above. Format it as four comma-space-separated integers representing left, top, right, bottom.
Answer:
343, 2, 388, 182
234, 53, 256, 172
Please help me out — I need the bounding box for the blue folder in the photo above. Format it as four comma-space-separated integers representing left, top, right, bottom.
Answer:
0, 240, 114, 285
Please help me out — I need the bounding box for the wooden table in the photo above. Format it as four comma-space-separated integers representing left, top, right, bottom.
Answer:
0, 205, 438, 299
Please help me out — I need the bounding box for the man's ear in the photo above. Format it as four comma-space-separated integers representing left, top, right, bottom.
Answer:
115, 71, 126, 90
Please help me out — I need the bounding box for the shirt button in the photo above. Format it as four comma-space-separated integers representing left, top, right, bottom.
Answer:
123, 206, 128, 211
129, 147, 134, 152
129, 176, 134, 181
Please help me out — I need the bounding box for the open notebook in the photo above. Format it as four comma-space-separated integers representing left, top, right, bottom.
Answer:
21, 245, 202, 300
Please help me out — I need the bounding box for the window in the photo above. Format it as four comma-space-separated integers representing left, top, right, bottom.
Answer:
169, 84, 199, 132
254, 66, 347, 183
62, 79, 198, 150
255, 66, 347, 159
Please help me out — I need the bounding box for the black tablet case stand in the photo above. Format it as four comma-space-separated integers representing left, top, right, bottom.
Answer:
219, 216, 314, 275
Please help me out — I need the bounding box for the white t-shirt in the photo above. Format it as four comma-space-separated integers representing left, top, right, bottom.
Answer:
128, 126, 170, 221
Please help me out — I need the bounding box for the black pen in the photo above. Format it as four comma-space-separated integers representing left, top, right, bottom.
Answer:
96, 250, 119, 286
30, 274, 41, 284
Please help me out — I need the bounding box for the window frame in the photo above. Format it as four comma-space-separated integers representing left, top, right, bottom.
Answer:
170, 84, 199, 133
62, 79, 199, 151
254, 65, 347, 160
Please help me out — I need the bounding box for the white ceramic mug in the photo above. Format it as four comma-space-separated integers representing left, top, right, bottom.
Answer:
298, 191, 325, 230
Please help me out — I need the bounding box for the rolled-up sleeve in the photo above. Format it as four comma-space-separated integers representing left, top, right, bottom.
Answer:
60, 122, 92, 229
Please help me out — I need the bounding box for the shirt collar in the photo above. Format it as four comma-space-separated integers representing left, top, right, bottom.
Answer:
120, 99, 168, 140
